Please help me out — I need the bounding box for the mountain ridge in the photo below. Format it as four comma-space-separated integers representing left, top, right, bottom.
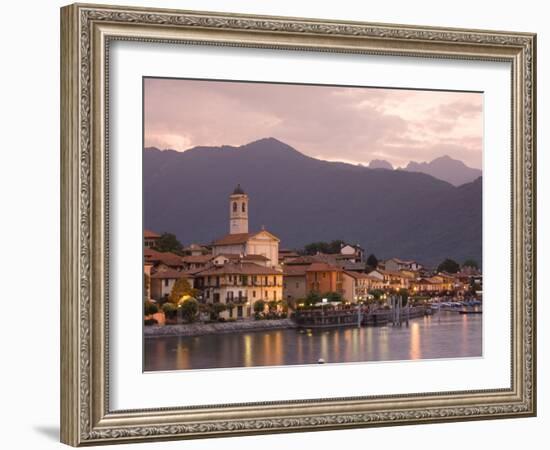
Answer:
144, 139, 481, 266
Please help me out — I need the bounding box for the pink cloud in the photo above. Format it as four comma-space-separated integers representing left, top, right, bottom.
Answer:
144, 78, 483, 169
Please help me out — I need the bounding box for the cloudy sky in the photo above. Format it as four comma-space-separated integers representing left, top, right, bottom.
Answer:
144, 77, 483, 169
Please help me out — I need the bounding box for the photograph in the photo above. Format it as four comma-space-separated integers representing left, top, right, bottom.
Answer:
142, 78, 484, 372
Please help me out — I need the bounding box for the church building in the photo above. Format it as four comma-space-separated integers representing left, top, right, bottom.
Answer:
211, 185, 281, 269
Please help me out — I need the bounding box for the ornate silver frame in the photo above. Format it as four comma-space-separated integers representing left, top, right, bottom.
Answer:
60, 3, 536, 446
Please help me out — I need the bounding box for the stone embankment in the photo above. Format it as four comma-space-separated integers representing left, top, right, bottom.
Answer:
144, 318, 295, 337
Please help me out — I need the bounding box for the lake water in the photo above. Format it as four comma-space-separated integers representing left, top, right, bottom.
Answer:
144, 311, 482, 371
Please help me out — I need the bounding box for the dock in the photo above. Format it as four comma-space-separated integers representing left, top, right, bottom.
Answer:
291, 306, 431, 329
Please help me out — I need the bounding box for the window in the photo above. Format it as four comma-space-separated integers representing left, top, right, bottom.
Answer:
273, 291, 277, 301
242, 202, 246, 213
253, 291, 256, 298
265, 276, 268, 285
164, 279, 169, 287
233, 201, 237, 212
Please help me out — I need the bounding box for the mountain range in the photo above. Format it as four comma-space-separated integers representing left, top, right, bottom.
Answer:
401, 155, 482, 186
366, 155, 481, 186
144, 138, 482, 267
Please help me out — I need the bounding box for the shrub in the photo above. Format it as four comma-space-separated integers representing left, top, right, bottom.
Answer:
253, 300, 266, 313
162, 302, 177, 319
144, 301, 158, 316
144, 318, 158, 326
179, 298, 199, 323
210, 303, 227, 320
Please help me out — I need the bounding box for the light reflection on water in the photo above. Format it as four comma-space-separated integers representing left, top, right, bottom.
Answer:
144, 312, 482, 372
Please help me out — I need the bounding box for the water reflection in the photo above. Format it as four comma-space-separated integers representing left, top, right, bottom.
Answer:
410, 322, 421, 360
144, 312, 482, 372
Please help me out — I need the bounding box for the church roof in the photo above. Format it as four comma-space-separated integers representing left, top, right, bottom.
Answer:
212, 230, 280, 246
212, 232, 252, 246
232, 184, 245, 195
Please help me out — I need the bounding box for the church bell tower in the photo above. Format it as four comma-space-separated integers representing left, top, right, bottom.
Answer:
229, 184, 249, 234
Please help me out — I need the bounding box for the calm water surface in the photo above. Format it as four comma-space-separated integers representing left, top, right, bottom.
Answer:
144, 311, 482, 371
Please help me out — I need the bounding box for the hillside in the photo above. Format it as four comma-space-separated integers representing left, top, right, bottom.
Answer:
144, 138, 482, 267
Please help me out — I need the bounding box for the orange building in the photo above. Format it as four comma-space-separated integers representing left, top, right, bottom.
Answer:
306, 262, 344, 295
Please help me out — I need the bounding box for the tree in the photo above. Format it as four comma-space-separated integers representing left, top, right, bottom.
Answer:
304, 291, 321, 307
267, 300, 279, 312
324, 291, 343, 303
154, 232, 183, 254
437, 258, 460, 274
168, 276, 197, 305
253, 300, 266, 314
368, 289, 384, 300
463, 259, 479, 269
398, 288, 409, 306
210, 303, 227, 320
303, 240, 346, 255
179, 298, 199, 323
366, 254, 378, 269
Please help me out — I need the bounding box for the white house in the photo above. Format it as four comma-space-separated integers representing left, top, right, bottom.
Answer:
384, 257, 423, 272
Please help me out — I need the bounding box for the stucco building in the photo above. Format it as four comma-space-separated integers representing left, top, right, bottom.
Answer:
306, 262, 344, 295
196, 262, 283, 319
211, 185, 280, 268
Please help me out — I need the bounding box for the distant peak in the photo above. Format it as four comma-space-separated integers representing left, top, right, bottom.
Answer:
432, 155, 456, 162
368, 159, 394, 170
239, 137, 310, 161
244, 137, 289, 147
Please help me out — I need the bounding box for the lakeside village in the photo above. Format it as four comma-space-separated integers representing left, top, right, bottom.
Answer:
143, 185, 482, 331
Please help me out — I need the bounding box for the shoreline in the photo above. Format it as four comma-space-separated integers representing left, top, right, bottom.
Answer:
144, 318, 296, 337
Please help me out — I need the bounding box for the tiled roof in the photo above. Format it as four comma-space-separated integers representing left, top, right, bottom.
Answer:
144, 248, 184, 267
242, 254, 269, 261
212, 229, 280, 246
215, 253, 270, 262
144, 229, 160, 238
182, 254, 212, 263
387, 257, 416, 265
306, 262, 342, 272
199, 262, 282, 276
343, 270, 370, 279
212, 233, 252, 246
376, 269, 404, 277
285, 254, 339, 266
150, 269, 186, 279
283, 265, 308, 276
